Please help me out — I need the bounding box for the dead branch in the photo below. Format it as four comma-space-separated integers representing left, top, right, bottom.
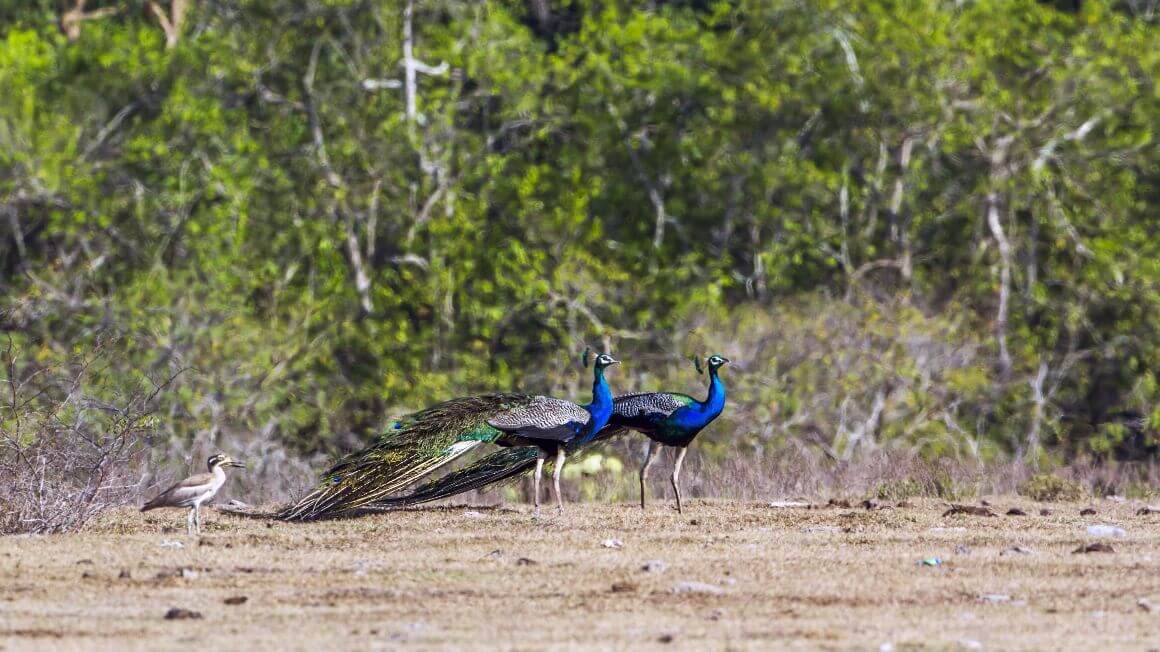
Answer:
1023, 361, 1048, 468
889, 137, 914, 279
146, 0, 190, 50
986, 193, 1013, 375
82, 102, 138, 160
401, 0, 449, 125
302, 41, 343, 189
59, 0, 119, 42
344, 211, 373, 314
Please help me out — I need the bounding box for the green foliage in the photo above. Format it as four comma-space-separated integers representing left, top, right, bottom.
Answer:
1018, 473, 1086, 502
874, 479, 926, 502
0, 0, 1157, 491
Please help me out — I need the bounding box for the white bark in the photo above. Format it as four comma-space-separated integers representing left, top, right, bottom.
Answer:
403, 0, 417, 123
1025, 362, 1048, 468
890, 137, 914, 280
986, 193, 1013, 374
401, 0, 448, 126
344, 217, 373, 314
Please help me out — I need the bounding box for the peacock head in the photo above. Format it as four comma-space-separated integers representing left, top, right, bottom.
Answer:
208, 454, 246, 471
593, 353, 620, 371
707, 354, 730, 371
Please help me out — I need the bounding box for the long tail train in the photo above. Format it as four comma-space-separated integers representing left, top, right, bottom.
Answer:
362, 426, 630, 512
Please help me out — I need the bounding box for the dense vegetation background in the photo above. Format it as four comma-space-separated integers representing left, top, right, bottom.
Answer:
1, 0, 1157, 529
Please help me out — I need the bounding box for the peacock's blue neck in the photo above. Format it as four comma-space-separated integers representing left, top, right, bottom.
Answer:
580, 367, 614, 443
660, 366, 727, 440
701, 366, 726, 416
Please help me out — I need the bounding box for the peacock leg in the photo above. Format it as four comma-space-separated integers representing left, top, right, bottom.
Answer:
552, 447, 566, 512
533, 452, 546, 517
671, 447, 688, 514
639, 440, 660, 510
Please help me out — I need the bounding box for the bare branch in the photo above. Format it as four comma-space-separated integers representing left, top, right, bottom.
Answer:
1033, 112, 1104, 172
82, 102, 138, 160
344, 213, 373, 314
889, 137, 914, 279
1024, 362, 1049, 468
302, 41, 343, 189
146, 0, 190, 49
59, 0, 118, 42
986, 194, 1013, 375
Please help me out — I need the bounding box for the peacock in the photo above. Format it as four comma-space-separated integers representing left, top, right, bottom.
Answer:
277, 353, 621, 520
367, 354, 729, 514
618, 354, 729, 512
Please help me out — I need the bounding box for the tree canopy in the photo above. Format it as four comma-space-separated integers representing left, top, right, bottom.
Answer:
1, 0, 1157, 492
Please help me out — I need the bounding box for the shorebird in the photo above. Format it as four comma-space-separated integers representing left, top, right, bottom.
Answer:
141, 454, 245, 535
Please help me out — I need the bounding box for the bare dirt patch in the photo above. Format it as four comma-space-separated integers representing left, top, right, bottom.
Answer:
3, 499, 1160, 649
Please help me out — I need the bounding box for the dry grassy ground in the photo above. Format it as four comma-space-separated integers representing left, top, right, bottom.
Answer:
3, 498, 1160, 651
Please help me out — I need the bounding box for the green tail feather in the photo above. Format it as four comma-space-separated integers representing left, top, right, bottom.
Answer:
278, 393, 532, 521
364, 425, 632, 511
278, 447, 478, 520
369, 447, 542, 509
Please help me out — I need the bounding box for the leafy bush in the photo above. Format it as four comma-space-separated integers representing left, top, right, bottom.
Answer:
1018, 473, 1085, 503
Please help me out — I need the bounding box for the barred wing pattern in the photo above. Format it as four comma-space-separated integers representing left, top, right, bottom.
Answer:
487, 396, 592, 441
612, 392, 693, 422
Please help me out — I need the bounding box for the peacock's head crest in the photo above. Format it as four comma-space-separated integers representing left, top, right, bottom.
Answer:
593, 353, 620, 370
693, 354, 730, 374
707, 354, 730, 370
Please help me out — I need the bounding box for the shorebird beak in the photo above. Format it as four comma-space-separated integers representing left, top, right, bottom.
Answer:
228, 460, 247, 469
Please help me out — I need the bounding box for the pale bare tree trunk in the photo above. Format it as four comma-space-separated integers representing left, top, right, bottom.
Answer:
986, 193, 1013, 375
147, 0, 190, 49
403, 0, 417, 124
59, 0, 118, 42
606, 103, 671, 250
1024, 362, 1048, 468
344, 217, 373, 315
398, 0, 450, 362
889, 137, 914, 280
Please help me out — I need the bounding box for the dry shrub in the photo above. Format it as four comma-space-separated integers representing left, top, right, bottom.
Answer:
1017, 473, 1086, 502
1054, 461, 1160, 500
0, 341, 164, 534
684, 446, 984, 501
